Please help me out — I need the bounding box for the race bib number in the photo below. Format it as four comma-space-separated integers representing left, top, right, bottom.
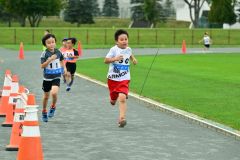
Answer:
44, 59, 63, 74
64, 50, 74, 60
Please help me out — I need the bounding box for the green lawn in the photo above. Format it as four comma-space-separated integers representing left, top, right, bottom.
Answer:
76, 53, 240, 130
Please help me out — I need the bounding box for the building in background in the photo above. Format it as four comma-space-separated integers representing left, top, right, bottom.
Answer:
174, 0, 210, 22
174, 0, 210, 28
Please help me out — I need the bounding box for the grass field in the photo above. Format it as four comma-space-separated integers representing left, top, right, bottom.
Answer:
0, 17, 190, 28
0, 28, 240, 47
76, 53, 240, 130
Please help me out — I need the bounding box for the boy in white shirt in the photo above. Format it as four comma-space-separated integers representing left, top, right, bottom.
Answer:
104, 29, 137, 128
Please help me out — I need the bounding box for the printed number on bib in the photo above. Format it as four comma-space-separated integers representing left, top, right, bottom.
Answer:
44, 59, 63, 74
119, 58, 129, 64
49, 63, 59, 69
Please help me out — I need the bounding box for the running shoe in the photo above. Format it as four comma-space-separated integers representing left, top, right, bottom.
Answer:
42, 112, 48, 122
66, 86, 71, 92
118, 118, 127, 128
48, 107, 56, 118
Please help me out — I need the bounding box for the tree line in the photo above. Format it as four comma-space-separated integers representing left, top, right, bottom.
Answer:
0, 0, 238, 28
184, 0, 238, 28
0, 0, 175, 27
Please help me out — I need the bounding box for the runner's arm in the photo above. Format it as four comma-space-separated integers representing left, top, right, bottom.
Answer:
130, 54, 137, 65
60, 60, 67, 75
104, 55, 123, 64
68, 49, 79, 59
40, 55, 57, 68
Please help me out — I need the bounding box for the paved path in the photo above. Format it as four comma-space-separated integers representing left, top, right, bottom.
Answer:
0, 48, 240, 160
15, 47, 240, 60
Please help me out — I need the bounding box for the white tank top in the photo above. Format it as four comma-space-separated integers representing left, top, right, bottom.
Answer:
203, 36, 210, 45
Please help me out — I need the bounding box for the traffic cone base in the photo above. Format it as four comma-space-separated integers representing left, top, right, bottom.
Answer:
0, 112, 5, 117
17, 94, 44, 160
2, 103, 15, 127
0, 112, 6, 117
1, 122, 13, 127
17, 138, 43, 160
6, 118, 23, 150
6, 144, 18, 151
6, 91, 26, 151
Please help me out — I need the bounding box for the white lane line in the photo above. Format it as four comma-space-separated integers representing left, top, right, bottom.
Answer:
75, 73, 240, 140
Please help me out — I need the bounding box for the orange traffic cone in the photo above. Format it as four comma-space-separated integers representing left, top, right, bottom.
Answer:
2, 70, 12, 88
181, 40, 187, 54
77, 41, 82, 57
2, 75, 19, 127
17, 94, 44, 160
0, 86, 11, 117
19, 42, 24, 60
0, 70, 12, 108
6, 86, 26, 151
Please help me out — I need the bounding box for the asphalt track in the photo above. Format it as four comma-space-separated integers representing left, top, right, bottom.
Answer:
0, 48, 240, 160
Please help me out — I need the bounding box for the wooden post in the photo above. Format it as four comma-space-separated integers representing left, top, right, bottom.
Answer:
68, 29, 71, 38
137, 29, 140, 45
14, 29, 16, 45
104, 29, 107, 45
228, 30, 230, 45
173, 29, 176, 46
32, 28, 35, 45
86, 29, 89, 45
155, 29, 158, 45
191, 29, 194, 45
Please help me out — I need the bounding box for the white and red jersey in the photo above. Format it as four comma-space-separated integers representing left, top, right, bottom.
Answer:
106, 45, 132, 81
62, 49, 78, 63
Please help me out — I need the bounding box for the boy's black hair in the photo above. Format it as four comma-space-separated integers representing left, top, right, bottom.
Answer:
42, 34, 57, 46
62, 38, 68, 42
114, 29, 129, 41
68, 37, 77, 45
